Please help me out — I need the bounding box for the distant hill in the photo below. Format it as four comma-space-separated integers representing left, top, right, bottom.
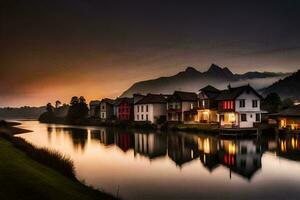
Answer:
0, 106, 46, 120
262, 70, 300, 99
121, 64, 289, 97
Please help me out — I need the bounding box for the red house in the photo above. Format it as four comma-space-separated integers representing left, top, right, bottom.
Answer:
115, 97, 134, 121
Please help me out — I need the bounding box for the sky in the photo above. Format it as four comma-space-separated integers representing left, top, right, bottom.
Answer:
1, 0, 300, 107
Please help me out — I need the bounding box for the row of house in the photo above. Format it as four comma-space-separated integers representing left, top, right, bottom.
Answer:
90, 84, 264, 128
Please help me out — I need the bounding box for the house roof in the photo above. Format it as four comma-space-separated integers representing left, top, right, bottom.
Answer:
114, 97, 133, 106
89, 100, 101, 106
215, 85, 262, 101
199, 85, 221, 99
168, 91, 198, 102
271, 105, 300, 117
101, 98, 115, 105
135, 94, 167, 104
199, 85, 220, 93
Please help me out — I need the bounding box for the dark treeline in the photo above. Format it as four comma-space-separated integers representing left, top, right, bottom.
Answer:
261, 93, 294, 113
0, 106, 46, 119
39, 96, 88, 124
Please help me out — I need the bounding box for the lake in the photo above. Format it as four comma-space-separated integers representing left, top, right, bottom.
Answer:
16, 120, 300, 200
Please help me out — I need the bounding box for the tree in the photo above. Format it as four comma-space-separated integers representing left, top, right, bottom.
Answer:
282, 98, 294, 110
70, 96, 79, 106
79, 96, 86, 104
55, 100, 61, 108
67, 96, 89, 123
46, 103, 54, 113
261, 93, 282, 113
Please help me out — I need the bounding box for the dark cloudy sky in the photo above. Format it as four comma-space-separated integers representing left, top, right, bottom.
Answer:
1, 0, 300, 106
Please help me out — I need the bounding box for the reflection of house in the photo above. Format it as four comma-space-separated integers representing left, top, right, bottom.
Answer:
100, 98, 115, 121
277, 134, 300, 161
134, 94, 167, 123
167, 91, 198, 122
134, 133, 167, 159
115, 131, 134, 152
197, 85, 220, 123
89, 100, 101, 118
219, 139, 261, 180
216, 85, 263, 128
168, 135, 200, 166
197, 136, 220, 171
99, 128, 115, 146
115, 98, 134, 121
270, 105, 300, 133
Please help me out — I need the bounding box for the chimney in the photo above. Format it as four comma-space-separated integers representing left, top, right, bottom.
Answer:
227, 84, 232, 90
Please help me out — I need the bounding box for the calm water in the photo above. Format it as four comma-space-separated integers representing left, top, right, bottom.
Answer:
16, 121, 300, 200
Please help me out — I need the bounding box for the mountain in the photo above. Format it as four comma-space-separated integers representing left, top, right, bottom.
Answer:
121, 64, 289, 97
262, 70, 300, 99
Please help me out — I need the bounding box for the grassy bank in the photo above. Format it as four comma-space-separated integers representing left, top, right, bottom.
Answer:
0, 137, 116, 200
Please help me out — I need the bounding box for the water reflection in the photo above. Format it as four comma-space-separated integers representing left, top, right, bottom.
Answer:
18, 121, 300, 200
41, 126, 300, 181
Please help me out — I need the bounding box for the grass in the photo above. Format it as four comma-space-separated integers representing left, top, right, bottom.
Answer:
0, 137, 116, 200
1, 133, 76, 179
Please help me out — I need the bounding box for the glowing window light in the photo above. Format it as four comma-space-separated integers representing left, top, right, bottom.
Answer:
204, 138, 210, 154
228, 143, 236, 154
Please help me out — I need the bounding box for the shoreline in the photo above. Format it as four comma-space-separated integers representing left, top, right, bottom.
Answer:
0, 121, 118, 200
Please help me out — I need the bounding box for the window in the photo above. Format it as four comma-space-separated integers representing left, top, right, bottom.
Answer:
146, 105, 148, 112
252, 100, 258, 108
137, 114, 139, 120
102, 106, 105, 109
241, 114, 247, 121
137, 106, 139, 112
239, 99, 245, 108
190, 103, 193, 109
141, 114, 144, 120
241, 146, 247, 154
222, 101, 234, 109
146, 114, 148, 121
141, 105, 144, 112
256, 113, 260, 122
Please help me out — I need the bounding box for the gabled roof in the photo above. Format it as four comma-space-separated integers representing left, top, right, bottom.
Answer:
101, 98, 115, 105
168, 91, 198, 102
271, 105, 300, 117
199, 85, 220, 93
89, 100, 101, 106
199, 85, 221, 99
114, 97, 133, 106
135, 94, 167, 105
215, 85, 262, 101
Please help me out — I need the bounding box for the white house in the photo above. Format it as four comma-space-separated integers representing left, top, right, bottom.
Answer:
215, 85, 263, 128
134, 94, 167, 123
